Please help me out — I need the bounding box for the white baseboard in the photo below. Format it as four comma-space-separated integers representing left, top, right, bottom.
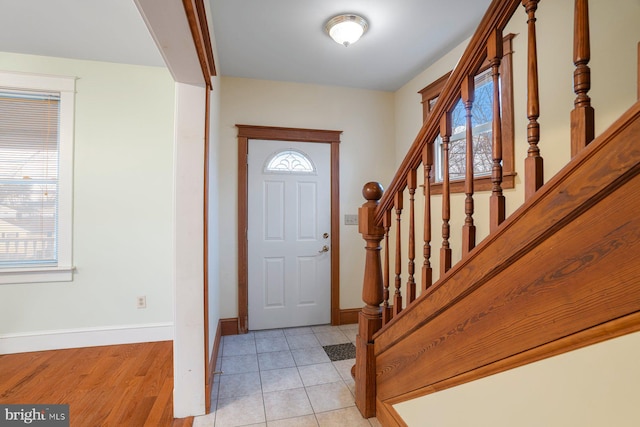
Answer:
0, 322, 174, 354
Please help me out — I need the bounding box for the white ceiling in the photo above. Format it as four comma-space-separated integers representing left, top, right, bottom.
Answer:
0, 0, 492, 92
0, 0, 165, 68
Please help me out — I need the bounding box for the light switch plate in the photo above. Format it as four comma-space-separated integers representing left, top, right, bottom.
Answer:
345, 214, 358, 225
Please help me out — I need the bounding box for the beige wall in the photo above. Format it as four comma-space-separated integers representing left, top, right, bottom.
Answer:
217, 77, 396, 318
0, 53, 175, 346
393, 39, 469, 165
390, 0, 640, 423
395, 331, 640, 427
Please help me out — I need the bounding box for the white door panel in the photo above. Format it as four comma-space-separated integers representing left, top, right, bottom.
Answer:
264, 180, 285, 241
248, 140, 331, 330
264, 257, 285, 308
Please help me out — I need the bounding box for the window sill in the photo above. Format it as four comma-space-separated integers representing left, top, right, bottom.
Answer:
0, 266, 75, 285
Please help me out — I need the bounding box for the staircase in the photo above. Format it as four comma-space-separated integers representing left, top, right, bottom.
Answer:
354, 1, 640, 425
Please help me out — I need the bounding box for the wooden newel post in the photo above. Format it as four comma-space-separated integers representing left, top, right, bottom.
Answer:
355, 181, 384, 418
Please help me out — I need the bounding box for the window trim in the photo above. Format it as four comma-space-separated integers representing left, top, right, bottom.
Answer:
0, 71, 76, 284
418, 33, 516, 195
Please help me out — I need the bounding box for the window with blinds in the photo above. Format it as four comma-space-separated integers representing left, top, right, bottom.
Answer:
0, 91, 60, 267
0, 71, 75, 284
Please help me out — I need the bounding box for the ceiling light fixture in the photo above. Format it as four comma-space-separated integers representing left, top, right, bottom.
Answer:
325, 14, 368, 47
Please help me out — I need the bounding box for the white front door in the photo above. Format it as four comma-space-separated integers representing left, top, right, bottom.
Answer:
248, 139, 331, 330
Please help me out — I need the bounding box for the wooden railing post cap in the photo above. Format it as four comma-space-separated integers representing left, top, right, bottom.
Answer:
359, 182, 384, 237
362, 182, 384, 202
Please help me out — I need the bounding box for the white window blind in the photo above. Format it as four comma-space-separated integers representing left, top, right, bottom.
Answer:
0, 90, 60, 267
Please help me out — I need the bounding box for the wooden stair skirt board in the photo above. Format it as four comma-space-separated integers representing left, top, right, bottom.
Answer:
220, 318, 240, 336
373, 101, 640, 407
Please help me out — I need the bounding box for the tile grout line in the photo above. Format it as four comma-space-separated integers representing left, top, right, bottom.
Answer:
251, 335, 267, 427
300, 366, 321, 427
211, 325, 361, 426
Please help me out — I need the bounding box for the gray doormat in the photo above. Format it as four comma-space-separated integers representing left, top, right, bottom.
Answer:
323, 343, 356, 361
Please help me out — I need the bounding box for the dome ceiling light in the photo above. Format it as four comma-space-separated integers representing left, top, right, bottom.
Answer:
325, 14, 369, 47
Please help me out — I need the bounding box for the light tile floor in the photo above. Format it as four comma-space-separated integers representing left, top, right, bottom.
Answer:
193, 324, 382, 427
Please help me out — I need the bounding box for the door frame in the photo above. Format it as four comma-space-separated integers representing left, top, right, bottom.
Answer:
237, 124, 342, 333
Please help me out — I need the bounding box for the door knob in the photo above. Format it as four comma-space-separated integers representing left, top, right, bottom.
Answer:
318, 245, 329, 253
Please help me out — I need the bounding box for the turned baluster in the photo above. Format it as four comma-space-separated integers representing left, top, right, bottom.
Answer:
406, 169, 417, 304
393, 191, 404, 315
461, 75, 476, 256
488, 28, 506, 232
382, 210, 392, 325
356, 182, 384, 418
523, 0, 544, 200
571, 0, 594, 156
440, 112, 452, 274
422, 144, 433, 291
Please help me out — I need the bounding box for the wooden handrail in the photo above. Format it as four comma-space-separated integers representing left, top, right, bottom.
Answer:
357, 0, 640, 422
373, 100, 640, 415
374, 0, 522, 224
357, 1, 523, 417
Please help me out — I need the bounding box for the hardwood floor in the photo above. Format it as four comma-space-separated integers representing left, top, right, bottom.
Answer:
0, 341, 193, 427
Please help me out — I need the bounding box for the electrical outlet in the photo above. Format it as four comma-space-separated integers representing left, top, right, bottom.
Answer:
344, 214, 358, 225
137, 296, 147, 309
